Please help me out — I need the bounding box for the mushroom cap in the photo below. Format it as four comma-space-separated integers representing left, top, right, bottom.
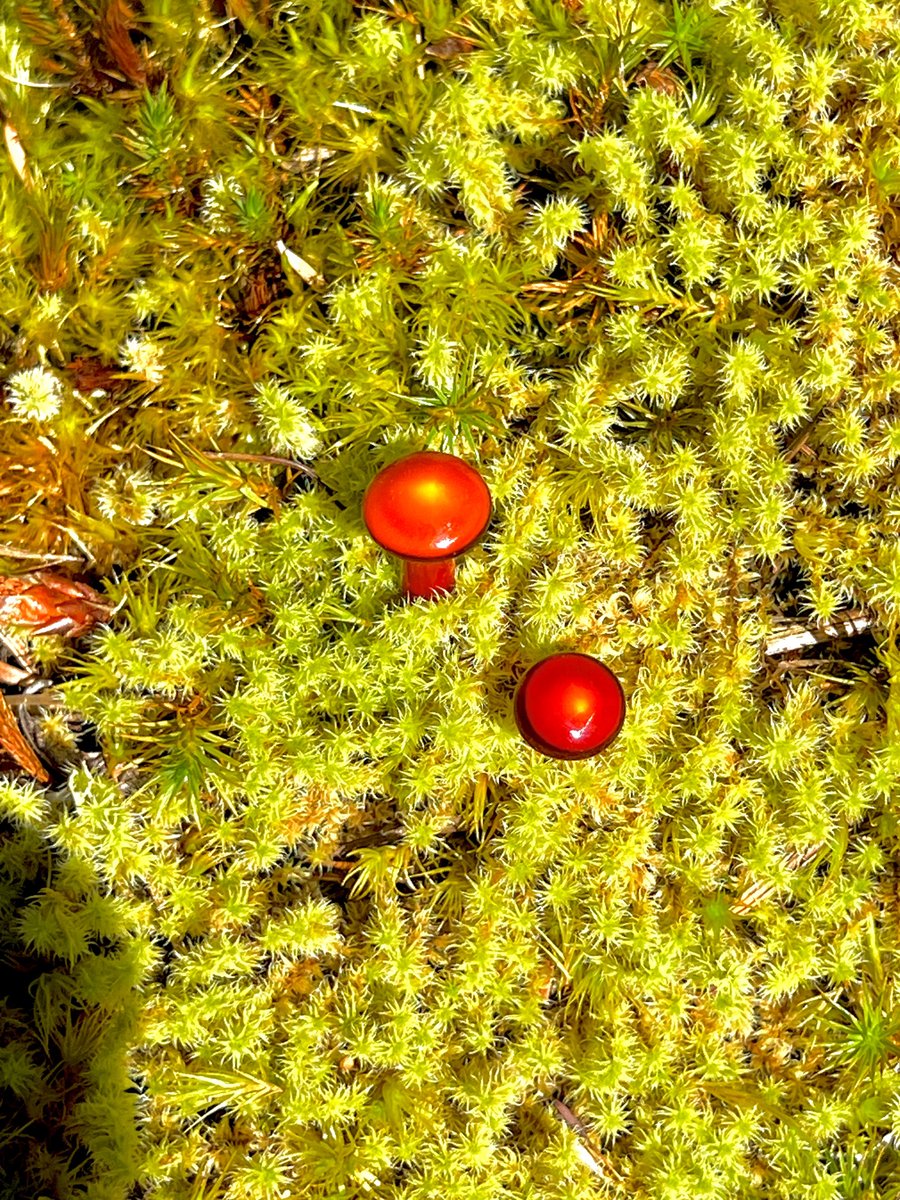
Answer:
362, 451, 492, 562
514, 652, 626, 759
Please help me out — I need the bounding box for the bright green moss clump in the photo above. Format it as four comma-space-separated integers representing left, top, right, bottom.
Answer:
1, 0, 900, 1196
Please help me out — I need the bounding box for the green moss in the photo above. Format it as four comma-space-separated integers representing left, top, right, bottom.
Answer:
1, 0, 900, 1196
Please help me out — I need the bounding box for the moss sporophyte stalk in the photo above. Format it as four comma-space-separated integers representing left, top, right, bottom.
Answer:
2, 0, 900, 1197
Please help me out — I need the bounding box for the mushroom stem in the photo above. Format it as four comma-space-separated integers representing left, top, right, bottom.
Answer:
402, 557, 456, 600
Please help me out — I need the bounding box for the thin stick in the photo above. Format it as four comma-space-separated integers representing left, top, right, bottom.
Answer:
0, 545, 84, 564
553, 1099, 590, 1136
0, 70, 69, 89
765, 611, 871, 657
202, 451, 317, 475
550, 1099, 613, 1179
3, 691, 66, 710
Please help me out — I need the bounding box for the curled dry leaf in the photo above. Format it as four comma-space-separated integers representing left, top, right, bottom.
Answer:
424, 35, 478, 60
0, 572, 112, 637
0, 689, 49, 782
632, 61, 681, 96
0, 662, 31, 686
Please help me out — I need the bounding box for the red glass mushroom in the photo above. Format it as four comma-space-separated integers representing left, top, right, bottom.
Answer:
514, 652, 626, 759
362, 451, 492, 600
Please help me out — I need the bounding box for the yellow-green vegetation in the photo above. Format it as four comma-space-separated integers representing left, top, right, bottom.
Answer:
1, 0, 900, 1196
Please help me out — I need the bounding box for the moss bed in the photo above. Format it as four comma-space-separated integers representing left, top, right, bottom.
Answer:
1, 0, 900, 1197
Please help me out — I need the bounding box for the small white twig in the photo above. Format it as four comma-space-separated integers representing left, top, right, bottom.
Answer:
0, 546, 84, 564
765, 610, 871, 656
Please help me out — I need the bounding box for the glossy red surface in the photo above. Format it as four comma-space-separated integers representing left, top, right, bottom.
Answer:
514, 653, 626, 759
362, 451, 492, 561
403, 557, 456, 600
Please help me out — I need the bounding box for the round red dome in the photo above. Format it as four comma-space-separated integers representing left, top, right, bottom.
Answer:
362, 451, 492, 561
514, 653, 625, 759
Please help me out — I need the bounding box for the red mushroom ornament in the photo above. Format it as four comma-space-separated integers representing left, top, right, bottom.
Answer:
362, 451, 492, 600
514, 652, 625, 759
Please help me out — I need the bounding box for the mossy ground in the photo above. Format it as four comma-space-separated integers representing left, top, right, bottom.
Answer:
1, 0, 900, 1197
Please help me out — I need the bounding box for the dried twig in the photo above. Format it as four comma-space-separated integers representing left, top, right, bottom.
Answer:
551, 1099, 618, 1180
0, 545, 85, 564
553, 1098, 591, 1136
202, 452, 317, 476
732, 843, 825, 915
3, 690, 65, 710
764, 610, 871, 657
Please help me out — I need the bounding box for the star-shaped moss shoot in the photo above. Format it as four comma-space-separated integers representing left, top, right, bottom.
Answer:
514, 652, 626, 759
362, 451, 492, 600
